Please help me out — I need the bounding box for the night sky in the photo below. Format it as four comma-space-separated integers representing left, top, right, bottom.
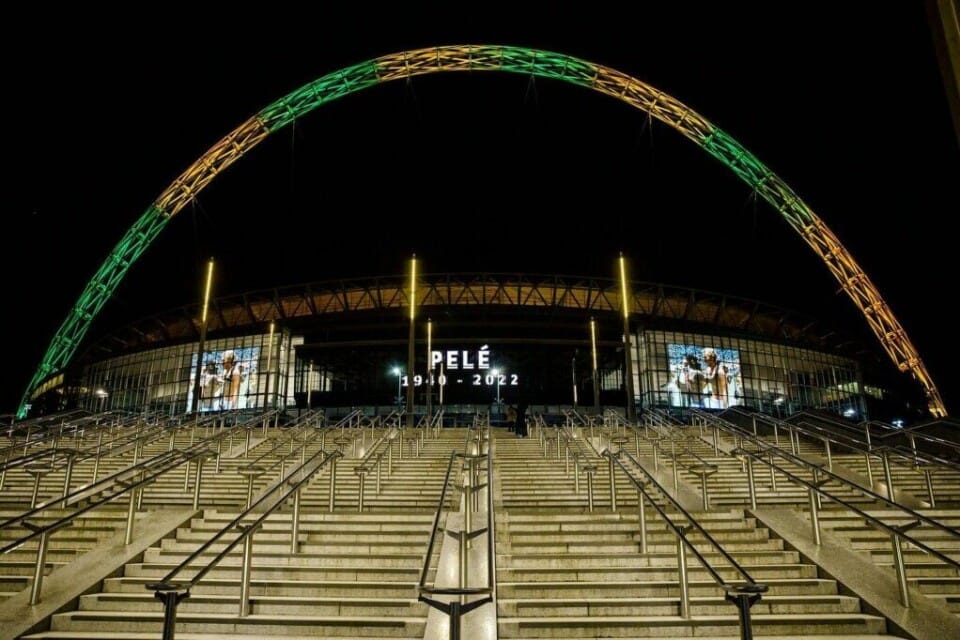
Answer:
3, 4, 957, 417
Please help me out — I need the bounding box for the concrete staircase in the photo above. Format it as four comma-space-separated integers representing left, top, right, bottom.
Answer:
493, 425, 908, 638
9, 424, 467, 638
3, 410, 957, 638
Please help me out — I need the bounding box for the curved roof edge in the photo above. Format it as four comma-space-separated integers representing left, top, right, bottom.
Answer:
80, 272, 867, 362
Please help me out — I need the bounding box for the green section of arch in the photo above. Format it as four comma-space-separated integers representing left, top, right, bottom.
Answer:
20, 206, 169, 416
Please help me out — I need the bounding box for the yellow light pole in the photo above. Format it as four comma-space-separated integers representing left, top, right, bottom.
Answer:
590, 317, 600, 413
406, 255, 417, 428
426, 318, 433, 423
191, 257, 215, 414
619, 254, 636, 422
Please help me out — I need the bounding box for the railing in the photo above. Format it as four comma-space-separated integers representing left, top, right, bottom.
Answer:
693, 409, 960, 608
0, 438, 217, 605
734, 445, 960, 607
721, 406, 960, 507
557, 425, 599, 511
354, 426, 400, 511
418, 425, 494, 640
603, 448, 767, 637
147, 446, 343, 639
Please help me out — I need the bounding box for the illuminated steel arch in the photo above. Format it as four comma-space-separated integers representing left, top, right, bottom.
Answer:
17, 45, 946, 418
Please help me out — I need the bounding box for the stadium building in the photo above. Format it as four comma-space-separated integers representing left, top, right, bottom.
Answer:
28, 271, 915, 423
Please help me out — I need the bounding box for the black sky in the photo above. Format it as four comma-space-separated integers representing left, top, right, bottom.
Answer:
3, 4, 957, 416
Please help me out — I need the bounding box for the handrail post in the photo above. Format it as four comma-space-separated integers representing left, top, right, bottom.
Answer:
671, 440, 679, 492
574, 458, 581, 494
808, 484, 822, 545
608, 454, 618, 511
724, 585, 765, 640
638, 489, 648, 554
923, 468, 936, 507
768, 453, 777, 492
376, 456, 382, 494
812, 468, 822, 510
358, 470, 367, 512
150, 585, 189, 640
60, 452, 76, 508
699, 471, 710, 511
823, 438, 833, 470
677, 526, 691, 619
388, 436, 394, 474
27, 466, 49, 509
460, 464, 471, 590
887, 519, 922, 607
192, 457, 205, 510
864, 452, 874, 488
244, 427, 252, 458
125, 484, 140, 545
241, 469, 259, 509
328, 454, 338, 512
92, 430, 104, 483
891, 530, 911, 607
586, 467, 595, 513
881, 449, 895, 502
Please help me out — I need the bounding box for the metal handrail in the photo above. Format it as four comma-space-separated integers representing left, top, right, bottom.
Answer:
151, 447, 340, 589
418, 449, 495, 596
418, 429, 495, 639
611, 449, 763, 587
694, 410, 960, 544
718, 407, 960, 490
417, 452, 461, 590
605, 449, 767, 629
735, 446, 960, 577
0, 447, 210, 549
147, 446, 343, 636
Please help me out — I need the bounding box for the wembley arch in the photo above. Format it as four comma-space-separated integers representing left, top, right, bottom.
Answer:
16, 45, 947, 418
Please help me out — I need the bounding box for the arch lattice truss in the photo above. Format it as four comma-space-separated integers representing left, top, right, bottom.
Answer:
18, 45, 945, 418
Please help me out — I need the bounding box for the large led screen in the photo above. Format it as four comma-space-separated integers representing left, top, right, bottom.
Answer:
665, 344, 742, 409
186, 346, 259, 412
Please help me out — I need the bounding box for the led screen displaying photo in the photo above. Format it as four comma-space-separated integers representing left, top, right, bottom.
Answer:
186, 346, 259, 412
665, 344, 742, 409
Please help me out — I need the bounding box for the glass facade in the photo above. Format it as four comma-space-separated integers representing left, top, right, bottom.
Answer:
76, 327, 866, 420
80, 332, 297, 415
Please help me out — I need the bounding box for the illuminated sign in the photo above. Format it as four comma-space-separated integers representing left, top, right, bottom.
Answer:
399, 345, 519, 388
430, 346, 491, 370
